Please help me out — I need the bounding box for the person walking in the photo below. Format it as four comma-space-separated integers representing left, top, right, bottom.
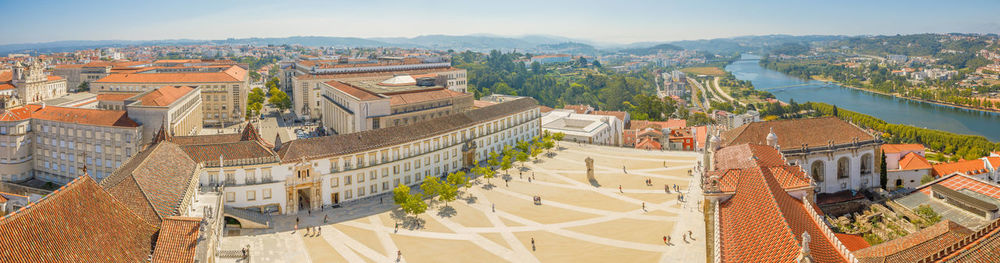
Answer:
324, 214, 328, 223
531, 237, 536, 251
492, 203, 496, 212
663, 236, 667, 244
642, 202, 646, 211
619, 185, 623, 193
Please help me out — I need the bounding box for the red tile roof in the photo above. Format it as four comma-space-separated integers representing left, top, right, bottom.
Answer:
716, 146, 849, 263
854, 220, 972, 263
916, 173, 1000, 200
0, 107, 33, 121
630, 119, 686, 130
881, 144, 924, 154
562, 104, 592, 114
635, 137, 661, 150
388, 88, 470, 106
0, 175, 159, 262
95, 65, 245, 83
137, 86, 194, 106
710, 144, 811, 193
100, 142, 199, 226
293, 67, 462, 80
96, 93, 137, 102
473, 100, 497, 108
931, 159, 988, 177
324, 80, 381, 101
151, 216, 202, 263
722, 116, 875, 149
898, 152, 932, 171
29, 105, 140, 127
835, 233, 870, 251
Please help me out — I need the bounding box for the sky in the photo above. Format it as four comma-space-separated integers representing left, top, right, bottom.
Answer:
2, 0, 998, 45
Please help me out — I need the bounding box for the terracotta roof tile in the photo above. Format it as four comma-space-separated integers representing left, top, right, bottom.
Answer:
916, 173, 1000, 200
591, 110, 628, 122
932, 159, 988, 177
854, 220, 972, 263
30, 105, 140, 127
0, 176, 158, 262
96, 93, 137, 102
388, 88, 471, 106
100, 142, 198, 226
137, 86, 194, 106
722, 116, 875, 149
0, 107, 33, 121
898, 152, 932, 171
835, 233, 870, 251
151, 216, 202, 263
324, 80, 381, 101
95, 65, 245, 83
881, 144, 924, 154
293, 67, 461, 80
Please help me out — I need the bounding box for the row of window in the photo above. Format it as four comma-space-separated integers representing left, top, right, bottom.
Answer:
226, 188, 273, 202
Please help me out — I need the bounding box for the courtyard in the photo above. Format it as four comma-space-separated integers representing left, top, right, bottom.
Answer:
218, 143, 706, 263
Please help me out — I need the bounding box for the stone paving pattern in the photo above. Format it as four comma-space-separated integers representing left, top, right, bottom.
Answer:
218, 143, 707, 262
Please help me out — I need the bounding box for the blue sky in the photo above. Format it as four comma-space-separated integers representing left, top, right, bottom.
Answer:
1, 0, 998, 45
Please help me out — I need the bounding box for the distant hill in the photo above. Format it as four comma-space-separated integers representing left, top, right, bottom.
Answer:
619, 43, 684, 55
669, 35, 849, 54
536, 42, 599, 56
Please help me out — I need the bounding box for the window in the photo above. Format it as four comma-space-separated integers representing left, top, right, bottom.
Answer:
811, 161, 825, 182
331, 177, 339, 187
225, 171, 236, 184
384, 181, 390, 190
382, 168, 389, 178
371, 184, 377, 194
263, 189, 271, 199
345, 190, 353, 199
345, 175, 352, 185
245, 169, 256, 184
861, 154, 873, 174
837, 157, 850, 179
247, 190, 256, 201
262, 168, 272, 182
358, 187, 365, 197
357, 173, 365, 183
226, 192, 235, 202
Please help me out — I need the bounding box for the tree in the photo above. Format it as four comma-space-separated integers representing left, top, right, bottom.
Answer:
542, 138, 555, 154
76, 82, 90, 92
500, 155, 513, 176
438, 182, 458, 205
393, 184, 411, 205
879, 153, 888, 190
421, 176, 444, 198
552, 132, 565, 148
249, 71, 262, 82
402, 193, 428, 217
269, 89, 292, 112
487, 151, 500, 168
530, 142, 543, 161
516, 151, 529, 168
447, 171, 470, 192
516, 140, 531, 153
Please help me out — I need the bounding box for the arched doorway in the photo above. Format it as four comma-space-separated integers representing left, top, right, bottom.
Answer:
895, 179, 903, 189
837, 157, 850, 179
811, 160, 825, 182
297, 188, 312, 211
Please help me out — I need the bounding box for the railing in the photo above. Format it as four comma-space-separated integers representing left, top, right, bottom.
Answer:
803, 198, 859, 263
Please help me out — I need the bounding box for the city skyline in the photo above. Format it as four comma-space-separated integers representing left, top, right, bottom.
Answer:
2, 0, 999, 45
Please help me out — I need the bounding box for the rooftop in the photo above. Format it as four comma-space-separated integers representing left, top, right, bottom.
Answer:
100, 141, 199, 226
0, 175, 158, 262
95, 65, 246, 83
134, 86, 195, 107
721, 116, 875, 149
881, 144, 925, 154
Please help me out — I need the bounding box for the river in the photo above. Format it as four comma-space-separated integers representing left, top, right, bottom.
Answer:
724, 54, 1000, 141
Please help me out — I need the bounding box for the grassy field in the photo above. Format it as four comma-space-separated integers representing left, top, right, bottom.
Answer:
680, 67, 727, 77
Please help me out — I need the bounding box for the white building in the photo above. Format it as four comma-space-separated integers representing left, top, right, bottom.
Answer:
715, 110, 760, 129
720, 116, 882, 194
881, 144, 932, 190
177, 98, 540, 214
541, 109, 623, 146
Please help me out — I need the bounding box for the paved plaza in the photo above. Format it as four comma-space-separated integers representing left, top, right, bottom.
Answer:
219, 143, 707, 262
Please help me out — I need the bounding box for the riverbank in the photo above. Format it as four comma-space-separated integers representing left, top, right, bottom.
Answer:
816, 76, 1000, 115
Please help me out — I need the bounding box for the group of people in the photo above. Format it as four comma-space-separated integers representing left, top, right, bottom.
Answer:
533, 195, 543, 205
663, 231, 697, 246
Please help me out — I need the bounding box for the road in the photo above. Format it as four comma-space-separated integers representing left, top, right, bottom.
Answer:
711, 77, 742, 106
687, 77, 711, 111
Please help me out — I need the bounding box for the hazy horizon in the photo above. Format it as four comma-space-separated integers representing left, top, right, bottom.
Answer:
2, 0, 998, 46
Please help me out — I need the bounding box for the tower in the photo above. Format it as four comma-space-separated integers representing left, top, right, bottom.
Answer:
766, 127, 779, 148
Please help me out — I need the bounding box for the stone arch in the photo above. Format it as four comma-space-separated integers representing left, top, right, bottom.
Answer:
837, 157, 850, 179
861, 153, 873, 175
810, 160, 825, 182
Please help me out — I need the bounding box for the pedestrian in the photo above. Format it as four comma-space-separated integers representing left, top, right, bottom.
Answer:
528, 177, 532, 183
531, 237, 535, 249
683, 234, 688, 243
506, 180, 509, 187
663, 236, 667, 244
296, 217, 300, 225
308, 209, 311, 215
397, 250, 402, 261
665, 184, 669, 193
492, 203, 496, 212
623, 165, 627, 174
667, 235, 671, 244
324, 214, 328, 223
642, 202, 646, 211
619, 185, 623, 193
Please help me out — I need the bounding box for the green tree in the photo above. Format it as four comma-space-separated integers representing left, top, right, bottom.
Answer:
487, 151, 500, 168
516, 151, 529, 168
76, 82, 90, 92
500, 155, 513, 176
393, 184, 411, 205
268, 89, 292, 112
421, 176, 444, 198
530, 142, 543, 161
879, 154, 888, 190
438, 182, 458, 205
446, 171, 470, 192
552, 132, 565, 148
402, 193, 428, 217
249, 71, 261, 82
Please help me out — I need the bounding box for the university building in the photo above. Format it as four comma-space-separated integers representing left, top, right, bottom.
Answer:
1, 60, 68, 103
92, 65, 248, 126
286, 57, 467, 120
0, 104, 142, 183
176, 98, 539, 214
319, 75, 473, 134
718, 117, 882, 194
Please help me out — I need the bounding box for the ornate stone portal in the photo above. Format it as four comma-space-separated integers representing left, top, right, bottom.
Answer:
462, 140, 478, 168
286, 159, 322, 214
